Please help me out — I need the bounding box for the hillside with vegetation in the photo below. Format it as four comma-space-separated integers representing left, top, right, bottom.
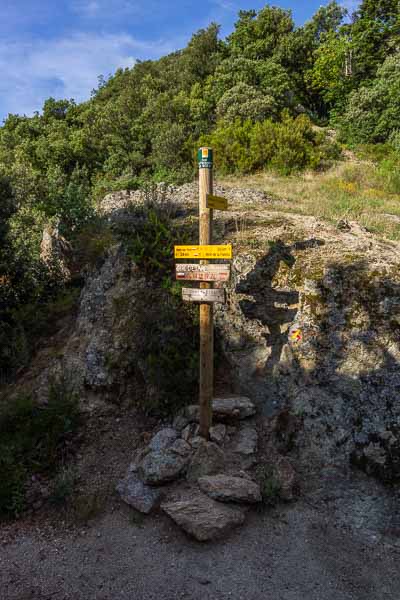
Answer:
1, 0, 400, 543
0, 0, 399, 382
1, 2, 400, 596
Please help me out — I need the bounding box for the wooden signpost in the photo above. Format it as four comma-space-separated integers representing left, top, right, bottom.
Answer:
175, 264, 230, 282
174, 147, 231, 439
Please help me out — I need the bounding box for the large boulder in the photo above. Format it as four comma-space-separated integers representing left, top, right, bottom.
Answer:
198, 474, 261, 504
162, 492, 245, 541
139, 450, 189, 485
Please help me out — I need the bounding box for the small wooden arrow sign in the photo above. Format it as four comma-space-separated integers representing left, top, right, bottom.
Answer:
175, 264, 230, 282
182, 288, 226, 303
206, 194, 228, 211
174, 245, 232, 259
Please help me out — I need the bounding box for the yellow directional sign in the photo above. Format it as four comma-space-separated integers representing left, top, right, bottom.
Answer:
174, 245, 232, 259
206, 194, 228, 211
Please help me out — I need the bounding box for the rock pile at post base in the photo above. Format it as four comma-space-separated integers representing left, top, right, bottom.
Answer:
116, 396, 286, 541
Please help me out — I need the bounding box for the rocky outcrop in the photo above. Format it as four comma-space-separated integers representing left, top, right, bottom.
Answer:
24, 182, 400, 490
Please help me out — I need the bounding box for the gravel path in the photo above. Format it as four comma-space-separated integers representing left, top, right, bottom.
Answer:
2, 496, 400, 600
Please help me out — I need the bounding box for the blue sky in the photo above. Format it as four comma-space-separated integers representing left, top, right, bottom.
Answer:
0, 1, 360, 122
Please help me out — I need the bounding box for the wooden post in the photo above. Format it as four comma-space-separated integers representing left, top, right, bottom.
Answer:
198, 147, 213, 439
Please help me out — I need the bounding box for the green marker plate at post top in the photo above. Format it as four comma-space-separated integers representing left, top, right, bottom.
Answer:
198, 147, 213, 169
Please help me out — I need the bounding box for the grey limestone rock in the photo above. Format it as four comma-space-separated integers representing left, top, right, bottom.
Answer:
139, 450, 189, 485
184, 397, 256, 423
162, 492, 245, 541
186, 441, 224, 483
198, 474, 262, 504
209, 424, 227, 445
233, 425, 258, 456
148, 428, 178, 452
116, 472, 161, 514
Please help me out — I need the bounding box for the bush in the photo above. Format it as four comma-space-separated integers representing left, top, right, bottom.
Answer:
113, 184, 199, 415
202, 113, 340, 175
0, 380, 80, 518
338, 55, 400, 145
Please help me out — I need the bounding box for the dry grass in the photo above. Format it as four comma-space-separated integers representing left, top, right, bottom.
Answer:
219, 159, 400, 240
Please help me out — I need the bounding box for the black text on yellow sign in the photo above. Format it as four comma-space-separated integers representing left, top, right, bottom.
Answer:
206, 194, 228, 211
174, 245, 232, 259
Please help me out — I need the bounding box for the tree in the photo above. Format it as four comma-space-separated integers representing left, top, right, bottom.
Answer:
350, 0, 400, 84
338, 54, 400, 144
228, 6, 294, 60
0, 175, 15, 245
307, 32, 354, 112
216, 83, 276, 122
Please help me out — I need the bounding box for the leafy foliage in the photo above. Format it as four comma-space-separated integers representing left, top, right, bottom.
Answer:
0, 380, 80, 518
203, 113, 340, 175
338, 55, 400, 144
0, 0, 398, 381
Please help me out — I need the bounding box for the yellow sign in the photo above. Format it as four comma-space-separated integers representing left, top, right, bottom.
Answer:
206, 194, 228, 211
174, 245, 232, 259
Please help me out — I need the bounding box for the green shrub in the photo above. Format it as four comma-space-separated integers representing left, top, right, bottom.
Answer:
113, 185, 199, 415
138, 290, 199, 415
0, 379, 80, 518
201, 113, 340, 175
338, 55, 400, 145
378, 158, 400, 195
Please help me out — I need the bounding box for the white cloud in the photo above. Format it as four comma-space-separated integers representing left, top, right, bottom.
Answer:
0, 32, 175, 119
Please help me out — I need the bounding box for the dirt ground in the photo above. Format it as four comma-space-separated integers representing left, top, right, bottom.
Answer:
1, 494, 400, 600
1, 403, 400, 600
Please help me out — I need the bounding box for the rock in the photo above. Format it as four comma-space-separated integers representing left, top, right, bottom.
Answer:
184, 397, 256, 423
170, 438, 192, 457
184, 405, 200, 423
128, 447, 150, 473
213, 397, 256, 420
181, 424, 191, 442
190, 436, 206, 450
139, 450, 189, 485
186, 442, 224, 483
351, 430, 400, 483
209, 424, 226, 445
173, 414, 189, 432
233, 425, 258, 455
162, 492, 245, 541
148, 428, 178, 452
181, 423, 199, 443
198, 475, 262, 504
116, 472, 161, 514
